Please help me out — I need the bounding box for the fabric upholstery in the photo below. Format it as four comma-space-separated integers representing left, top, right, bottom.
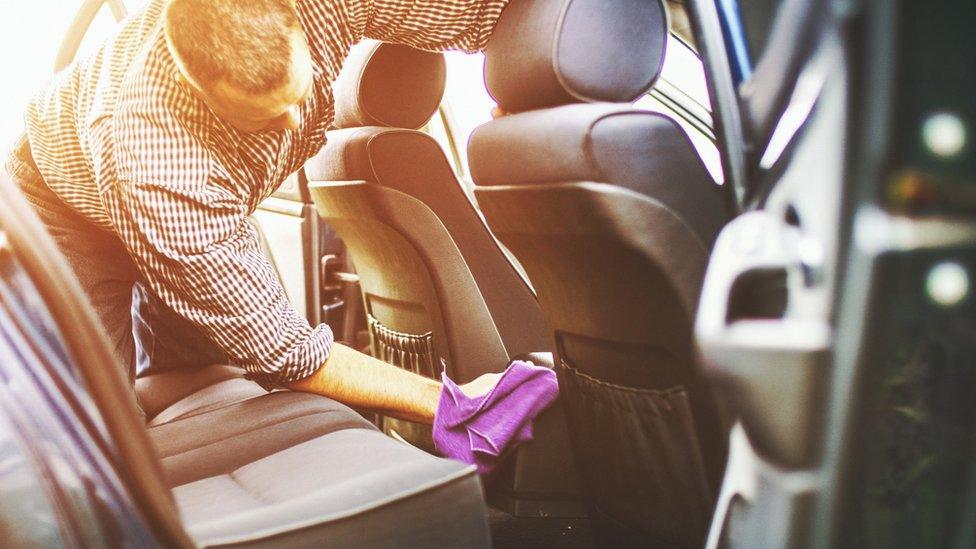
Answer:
137, 364, 244, 421
468, 103, 728, 247
332, 40, 447, 130
149, 387, 377, 487
307, 126, 551, 361
483, 0, 668, 112
467, 0, 731, 542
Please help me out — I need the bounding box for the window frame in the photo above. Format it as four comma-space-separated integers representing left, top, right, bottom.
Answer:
649, 33, 717, 142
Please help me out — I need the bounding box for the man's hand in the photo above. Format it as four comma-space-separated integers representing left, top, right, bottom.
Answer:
459, 372, 502, 398
286, 343, 503, 423
490, 105, 509, 119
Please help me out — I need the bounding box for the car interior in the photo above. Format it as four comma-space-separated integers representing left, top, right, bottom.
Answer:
1, 0, 975, 547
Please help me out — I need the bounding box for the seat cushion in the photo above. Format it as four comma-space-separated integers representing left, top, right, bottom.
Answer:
137, 364, 248, 422
174, 430, 487, 547
145, 367, 490, 547
149, 388, 377, 487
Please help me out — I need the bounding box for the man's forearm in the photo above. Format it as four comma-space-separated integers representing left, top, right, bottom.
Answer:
285, 342, 442, 423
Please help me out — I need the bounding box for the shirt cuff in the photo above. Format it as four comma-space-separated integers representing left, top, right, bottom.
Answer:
242, 322, 334, 390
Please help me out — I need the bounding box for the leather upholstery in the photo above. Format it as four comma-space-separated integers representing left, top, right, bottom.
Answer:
484, 0, 668, 112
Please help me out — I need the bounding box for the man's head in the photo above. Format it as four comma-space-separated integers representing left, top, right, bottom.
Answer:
164, 0, 314, 132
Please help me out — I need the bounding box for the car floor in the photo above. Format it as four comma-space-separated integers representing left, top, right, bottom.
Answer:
487, 507, 594, 549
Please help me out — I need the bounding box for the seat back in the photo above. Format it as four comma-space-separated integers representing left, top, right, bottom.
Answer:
308, 41, 587, 516
468, 0, 730, 545
306, 41, 550, 383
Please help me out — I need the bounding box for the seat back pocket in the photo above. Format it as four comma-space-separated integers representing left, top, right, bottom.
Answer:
558, 362, 713, 547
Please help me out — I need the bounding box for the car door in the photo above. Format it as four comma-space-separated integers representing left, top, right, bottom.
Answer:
690, 0, 976, 547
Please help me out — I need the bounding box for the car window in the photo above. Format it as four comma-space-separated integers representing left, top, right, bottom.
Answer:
635, 35, 724, 184
439, 51, 494, 179
0, 2, 78, 147
659, 35, 712, 113
73, 2, 125, 64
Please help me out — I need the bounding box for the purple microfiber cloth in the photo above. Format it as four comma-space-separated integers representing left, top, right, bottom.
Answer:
433, 360, 559, 475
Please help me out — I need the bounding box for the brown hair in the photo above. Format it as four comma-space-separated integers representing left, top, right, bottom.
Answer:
165, 0, 301, 93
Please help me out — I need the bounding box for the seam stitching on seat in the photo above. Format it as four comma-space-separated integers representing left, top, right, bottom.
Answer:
154, 389, 271, 425
227, 469, 277, 506
157, 410, 371, 460
187, 466, 478, 546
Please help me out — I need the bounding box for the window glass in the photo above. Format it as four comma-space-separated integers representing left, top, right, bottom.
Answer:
0, 1, 78, 148
0, 0, 142, 149
440, 51, 494, 177
658, 35, 711, 112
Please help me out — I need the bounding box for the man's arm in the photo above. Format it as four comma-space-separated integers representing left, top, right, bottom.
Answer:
104, 177, 330, 387
286, 343, 441, 422
106, 178, 499, 421
346, 0, 511, 54
287, 343, 502, 423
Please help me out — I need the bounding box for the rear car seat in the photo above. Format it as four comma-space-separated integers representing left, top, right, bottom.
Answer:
139, 366, 488, 546
1, 120, 490, 549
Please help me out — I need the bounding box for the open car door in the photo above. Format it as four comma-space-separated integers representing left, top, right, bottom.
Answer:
690, 0, 976, 547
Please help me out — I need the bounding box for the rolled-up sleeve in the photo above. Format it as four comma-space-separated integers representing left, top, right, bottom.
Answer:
346, 0, 511, 53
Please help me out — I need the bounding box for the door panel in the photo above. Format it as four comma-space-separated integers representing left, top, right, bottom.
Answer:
690, 0, 846, 546
254, 172, 326, 333
693, 0, 976, 546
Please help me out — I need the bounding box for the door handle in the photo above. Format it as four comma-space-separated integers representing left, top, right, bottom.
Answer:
695, 211, 831, 467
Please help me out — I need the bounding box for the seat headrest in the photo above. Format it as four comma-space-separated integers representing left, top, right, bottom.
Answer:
332, 40, 447, 130
484, 0, 669, 113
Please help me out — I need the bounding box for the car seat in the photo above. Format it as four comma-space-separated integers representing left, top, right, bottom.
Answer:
304, 40, 581, 517
468, 0, 732, 546
0, 163, 490, 547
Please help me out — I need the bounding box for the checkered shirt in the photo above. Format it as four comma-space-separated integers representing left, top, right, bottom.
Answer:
21, 0, 509, 387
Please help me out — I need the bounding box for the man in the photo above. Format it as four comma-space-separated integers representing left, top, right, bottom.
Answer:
5, 0, 508, 421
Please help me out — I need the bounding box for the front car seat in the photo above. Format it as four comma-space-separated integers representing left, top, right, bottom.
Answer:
307, 41, 550, 384
468, 0, 732, 546
305, 41, 581, 517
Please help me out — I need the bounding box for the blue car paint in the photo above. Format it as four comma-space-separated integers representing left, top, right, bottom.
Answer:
716, 0, 752, 83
